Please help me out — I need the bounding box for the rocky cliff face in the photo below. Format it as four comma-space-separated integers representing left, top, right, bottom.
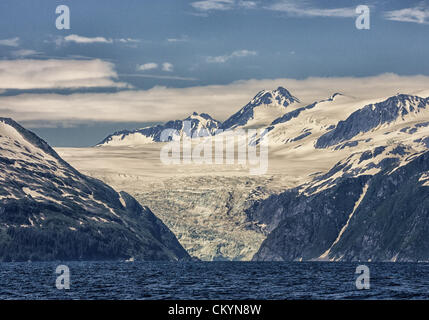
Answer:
326, 151, 429, 261
251, 151, 429, 262
0, 118, 190, 262
250, 176, 370, 261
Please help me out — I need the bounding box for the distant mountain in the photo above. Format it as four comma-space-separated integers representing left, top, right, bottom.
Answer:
0, 117, 190, 261
98, 112, 220, 146
316, 94, 429, 149
220, 87, 300, 130
98, 87, 301, 147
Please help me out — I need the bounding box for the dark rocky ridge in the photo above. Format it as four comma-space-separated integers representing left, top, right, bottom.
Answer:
0, 118, 190, 262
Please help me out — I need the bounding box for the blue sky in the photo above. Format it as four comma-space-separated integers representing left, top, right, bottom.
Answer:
0, 0, 429, 146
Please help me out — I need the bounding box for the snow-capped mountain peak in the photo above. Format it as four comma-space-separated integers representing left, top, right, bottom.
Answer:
249, 86, 300, 108
220, 87, 300, 130
185, 111, 218, 124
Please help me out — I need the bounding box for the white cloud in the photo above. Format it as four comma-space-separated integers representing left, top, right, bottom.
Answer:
238, 1, 257, 9
137, 62, 174, 72
137, 63, 158, 71
64, 34, 113, 44
267, 1, 356, 18
11, 49, 42, 57
162, 62, 174, 72
120, 74, 197, 81
191, 0, 234, 11
51, 35, 140, 46
2, 74, 429, 125
191, 0, 356, 16
167, 36, 190, 43
118, 38, 140, 43
0, 59, 128, 90
191, 0, 257, 11
0, 37, 20, 47
384, 6, 429, 24
207, 50, 257, 63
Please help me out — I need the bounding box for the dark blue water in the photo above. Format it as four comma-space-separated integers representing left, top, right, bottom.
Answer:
0, 261, 428, 300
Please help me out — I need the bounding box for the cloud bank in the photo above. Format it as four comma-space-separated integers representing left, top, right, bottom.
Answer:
64, 34, 113, 44
1, 74, 429, 126
267, 1, 357, 18
207, 50, 257, 63
190, 0, 357, 18
0, 59, 128, 89
137, 63, 159, 71
11, 49, 42, 57
384, 6, 429, 24
162, 62, 174, 72
191, 0, 235, 11
0, 37, 20, 47
137, 62, 174, 72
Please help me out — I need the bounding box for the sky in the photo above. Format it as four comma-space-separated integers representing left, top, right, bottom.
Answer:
0, 0, 429, 146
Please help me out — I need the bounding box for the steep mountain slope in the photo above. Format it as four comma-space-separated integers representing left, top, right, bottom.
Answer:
250, 175, 370, 261
271, 93, 342, 127
98, 112, 220, 146
316, 94, 429, 148
258, 92, 361, 147
0, 118, 190, 262
251, 150, 429, 262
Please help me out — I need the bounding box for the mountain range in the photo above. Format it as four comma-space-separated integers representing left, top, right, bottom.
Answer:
2, 85, 429, 262
92, 86, 429, 262
97, 87, 300, 146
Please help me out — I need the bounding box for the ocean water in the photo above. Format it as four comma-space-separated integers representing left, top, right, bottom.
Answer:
0, 261, 428, 300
